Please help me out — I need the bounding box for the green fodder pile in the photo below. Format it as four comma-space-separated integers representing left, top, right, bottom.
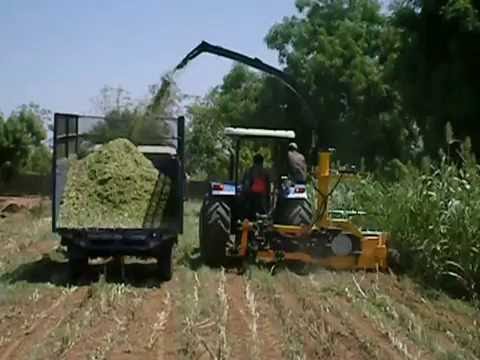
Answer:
331, 141, 480, 299
58, 138, 171, 229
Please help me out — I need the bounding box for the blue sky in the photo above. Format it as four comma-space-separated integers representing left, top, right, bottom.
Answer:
0, 0, 296, 116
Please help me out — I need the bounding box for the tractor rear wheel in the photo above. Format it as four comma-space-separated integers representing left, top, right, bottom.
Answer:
278, 199, 313, 226
199, 197, 231, 267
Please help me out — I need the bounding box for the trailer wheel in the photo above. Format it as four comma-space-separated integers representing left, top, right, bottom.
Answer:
278, 199, 313, 226
67, 243, 88, 281
199, 201, 206, 253
157, 240, 175, 281
200, 197, 231, 267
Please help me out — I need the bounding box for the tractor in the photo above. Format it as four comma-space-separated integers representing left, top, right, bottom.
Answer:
198, 128, 389, 270
198, 127, 313, 266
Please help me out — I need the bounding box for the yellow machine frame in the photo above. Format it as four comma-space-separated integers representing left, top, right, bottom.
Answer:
238, 150, 389, 271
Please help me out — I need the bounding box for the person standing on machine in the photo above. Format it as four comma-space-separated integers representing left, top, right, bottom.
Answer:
287, 142, 307, 183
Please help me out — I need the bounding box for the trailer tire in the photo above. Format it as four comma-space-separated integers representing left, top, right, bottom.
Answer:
67, 244, 88, 281
278, 199, 313, 226
157, 240, 175, 281
200, 197, 231, 267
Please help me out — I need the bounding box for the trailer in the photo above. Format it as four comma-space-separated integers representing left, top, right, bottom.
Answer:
52, 113, 185, 281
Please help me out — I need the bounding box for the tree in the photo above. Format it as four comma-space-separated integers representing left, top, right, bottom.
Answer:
0, 105, 48, 179
87, 79, 181, 146
264, 0, 414, 167
88, 108, 142, 144
185, 91, 232, 179
0, 113, 5, 151
391, 0, 480, 158
91, 85, 133, 115
23, 144, 51, 175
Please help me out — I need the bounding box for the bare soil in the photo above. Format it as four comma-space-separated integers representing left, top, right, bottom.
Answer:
0, 196, 46, 216
0, 201, 478, 360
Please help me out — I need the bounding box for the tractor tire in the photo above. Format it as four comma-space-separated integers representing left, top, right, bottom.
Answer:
199, 197, 231, 267
278, 199, 313, 226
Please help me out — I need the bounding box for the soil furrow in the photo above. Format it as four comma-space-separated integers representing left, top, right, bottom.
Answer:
306, 274, 406, 359
277, 272, 372, 360
0, 286, 91, 360
224, 275, 251, 360
377, 277, 480, 357
154, 280, 178, 360
104, 285, 174, 360
276, 279, 334, 359
330, 297, 406, 360
248, 280, 284, 360
176, 268, 223, 360
104, 290, 161, 359
60, 285, 140, 360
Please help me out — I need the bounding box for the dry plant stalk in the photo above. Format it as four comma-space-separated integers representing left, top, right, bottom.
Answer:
148, 291, 171, 349
216, 269, 230, 360
245, 282, 260, 358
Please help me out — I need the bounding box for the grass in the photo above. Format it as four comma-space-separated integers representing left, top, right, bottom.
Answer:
244, 281, 260, 359
0, 282, 53, 308
0, 206, 51, 253
176, 267, 222, 359
0, 204, 54, 305
249, 269, 308, 359
176, 200, 202, 265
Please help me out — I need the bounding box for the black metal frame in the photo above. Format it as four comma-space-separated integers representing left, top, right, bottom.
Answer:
224, 135, 292, 190
52, 113, 82, 232
175, 41, 314, 128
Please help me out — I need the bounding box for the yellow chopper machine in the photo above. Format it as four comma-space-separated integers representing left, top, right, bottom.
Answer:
174, 41, 390, 270
236, 149, 390, 271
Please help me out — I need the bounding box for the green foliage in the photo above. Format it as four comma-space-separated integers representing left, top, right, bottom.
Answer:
0, 113, 5, 149
0, 104, 49, 179
391, 0, 480, 158
88, 108, 142, 144
23, 144, 52, 175
187, 0, 425, 174
185, 93, 231, 180
441, 0, 480, 31
265, 0, 413, 165
335, 140, 480, 298
88, 82, 179, 146
185, 67, 283, 179
187, 0, 479, 174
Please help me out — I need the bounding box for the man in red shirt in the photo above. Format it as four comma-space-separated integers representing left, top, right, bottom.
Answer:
243, 153, 271, 219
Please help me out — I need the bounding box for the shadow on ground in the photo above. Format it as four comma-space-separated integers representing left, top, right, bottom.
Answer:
180, 246, 313, 277
1, 251, 168, 288
2, 245, 316, 290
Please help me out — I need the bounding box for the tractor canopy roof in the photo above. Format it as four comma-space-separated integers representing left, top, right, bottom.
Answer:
224, 127, 295, 140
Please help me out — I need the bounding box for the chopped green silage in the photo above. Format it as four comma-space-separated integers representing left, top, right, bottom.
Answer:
58, 138, 171, 229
